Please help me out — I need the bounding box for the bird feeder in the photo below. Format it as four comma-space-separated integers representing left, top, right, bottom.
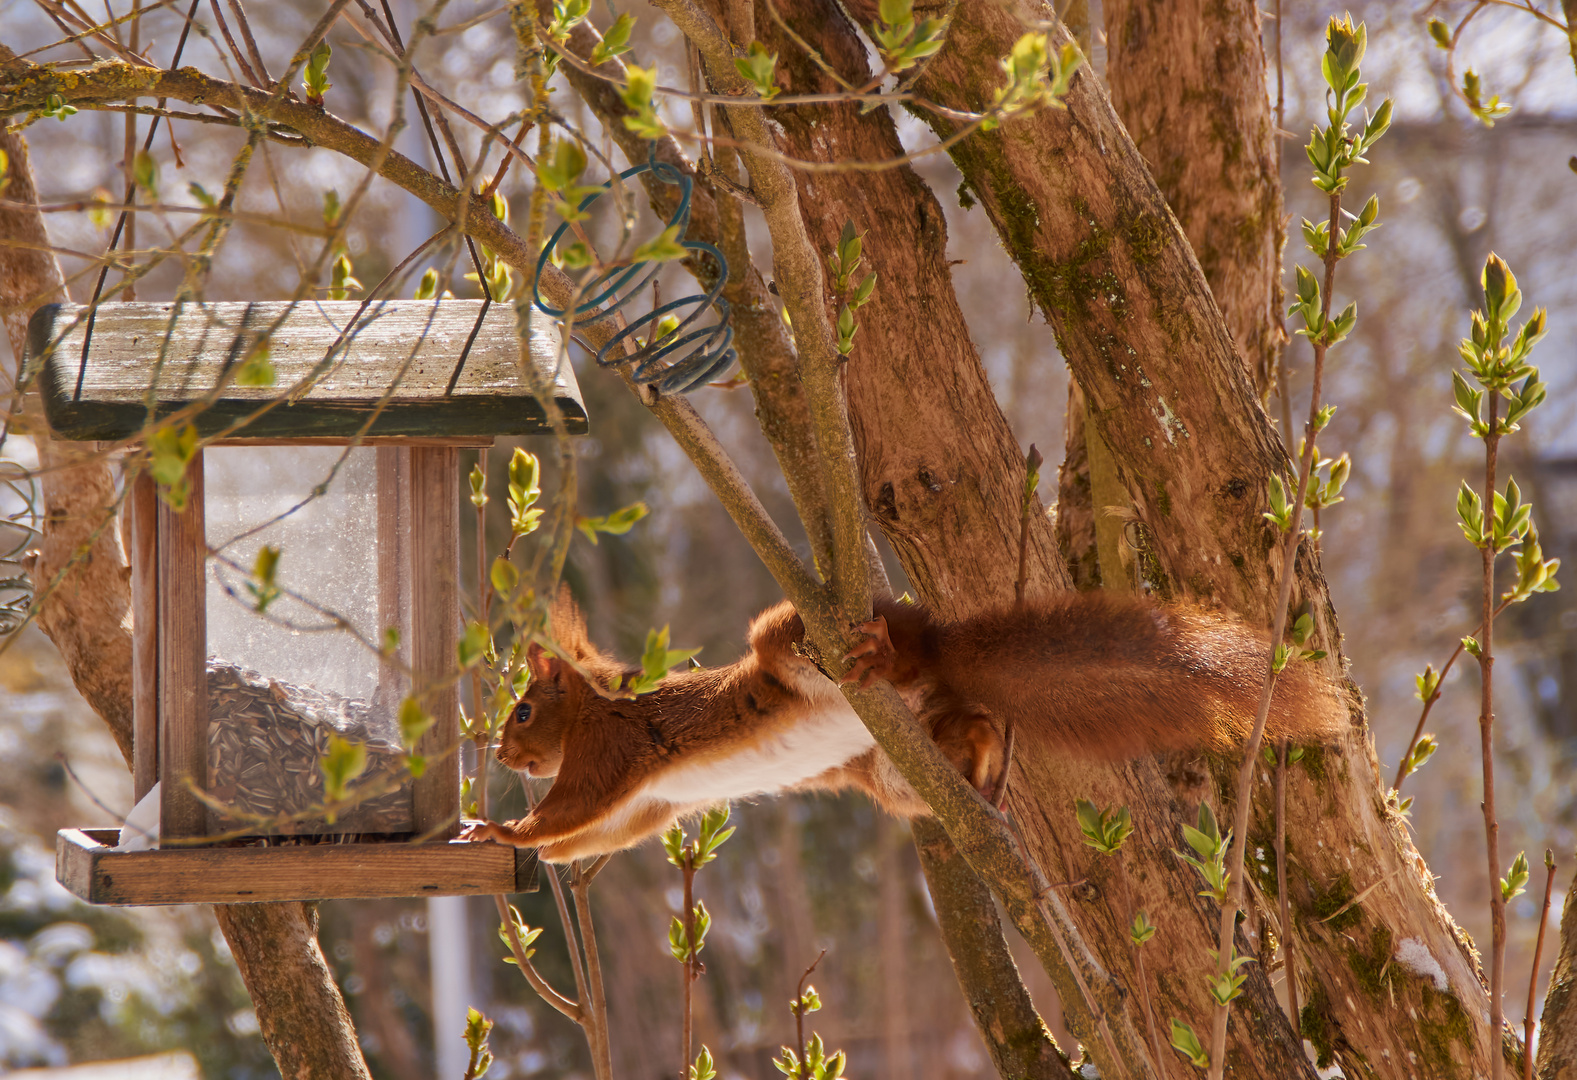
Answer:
35, 299, 585, 905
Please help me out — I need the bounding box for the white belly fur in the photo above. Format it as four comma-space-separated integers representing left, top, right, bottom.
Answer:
641, 677, 875, 804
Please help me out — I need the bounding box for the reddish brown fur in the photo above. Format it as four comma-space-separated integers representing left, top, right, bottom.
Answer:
464, 591, 1349, 861
850, 592, 1350, 761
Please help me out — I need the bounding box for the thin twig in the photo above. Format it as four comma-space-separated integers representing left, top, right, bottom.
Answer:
226, 0, 273, 86
209, 0, 263, 87
492, 893, 583, 1022
1276, 741, 1299, 1031
682, 852, 698, 1077
1482, 367, 1507, 1080
1208, 186, 1343, 1079
1528, 850, 1557, 1080
1393, 598, 1512, 794
571, 861, 614, 1080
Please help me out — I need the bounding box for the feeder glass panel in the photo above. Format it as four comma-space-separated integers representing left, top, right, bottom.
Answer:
203, 446, 412, 835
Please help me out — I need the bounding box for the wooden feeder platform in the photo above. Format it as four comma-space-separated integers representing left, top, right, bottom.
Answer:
57, 828, 538, 906
29, 300, 580, 906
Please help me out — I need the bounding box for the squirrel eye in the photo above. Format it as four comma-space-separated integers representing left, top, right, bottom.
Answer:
513, 701, 533, 726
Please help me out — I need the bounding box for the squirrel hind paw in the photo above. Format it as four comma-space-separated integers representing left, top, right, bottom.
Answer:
841, 616, 896, 688
933, 711, 1007, 805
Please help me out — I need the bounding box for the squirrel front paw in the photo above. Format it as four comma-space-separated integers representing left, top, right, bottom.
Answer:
462, 819, 528, 846
841, 616, 896, 688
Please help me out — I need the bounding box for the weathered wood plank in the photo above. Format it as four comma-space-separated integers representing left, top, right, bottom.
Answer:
157, 453, 207, 841
409, 446, 460, 840
30, 301, 588, 440
130, 472, 159, 803
56, 829, 539, 905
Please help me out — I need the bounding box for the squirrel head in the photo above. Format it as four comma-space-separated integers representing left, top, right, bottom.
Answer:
495, 587, 629, 778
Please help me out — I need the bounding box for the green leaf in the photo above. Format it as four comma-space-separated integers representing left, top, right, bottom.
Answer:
320, 733, 368, 802
620, 65, 666, 139
689, 1046, 717, 1080
591, 13, 636, 64
497, 904, 543, 962
878, 0, 912, 25
1483, 253, 1520, 323
633, 224, 687, 264
1131, 910, 1156, 946
245, 544, 283, 613
537, 138, 588, 194
577, 501, 650, 545
321, 188, 343, 229
464, 1005, 494, 1050
329, 253, 362, 301
1502, 850, 1530, 901
630, 625, 701, 694
1074, 798, 1133, 854
490, 556, 519, 598
413, 267, 439, 300
398, 696, 435, 750
304, 39, 333, 104
1413, 665, 1439, 702
662, 823, 686, 866
1427, 17, 1452, 48
508, 449, 544, 536
41, 94, 77, 122
147, 422, 200, 491
734, 41, 780, 101
1170, 1018, 1209, 1068
458, 620, 492, 668
132, 150, 159, 199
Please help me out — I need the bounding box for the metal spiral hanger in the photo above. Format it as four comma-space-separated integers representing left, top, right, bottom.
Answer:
532, 147, 738, 395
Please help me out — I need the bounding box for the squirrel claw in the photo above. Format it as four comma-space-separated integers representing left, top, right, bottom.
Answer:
462, 819, 513, 845
841, 616, 896, 688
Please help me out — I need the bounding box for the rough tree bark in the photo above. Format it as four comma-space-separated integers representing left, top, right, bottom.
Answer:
0, 130, 135, 768
752, 0, 1070, 616
1103, 0, 1285, 399
898, 0, 1508, 1075
0, 128, 373, 1080
1540, 882, 1577, 1079
762, 1, 1313, 1074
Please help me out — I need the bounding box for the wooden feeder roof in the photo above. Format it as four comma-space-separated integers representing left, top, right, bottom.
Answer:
30, 300, 588, 441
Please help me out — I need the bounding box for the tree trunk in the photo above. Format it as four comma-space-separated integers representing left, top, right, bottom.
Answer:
1103, 0, 1286, 400
756, 0, 1069, 619
0, 127, 373, 1080
0, 129, 135, 768
900, 1, 1506, 1075
1539, 882, 1577, 1079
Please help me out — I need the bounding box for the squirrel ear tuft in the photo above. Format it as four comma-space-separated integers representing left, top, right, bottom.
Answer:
526, 641, 560, 684
548, 583, 595, 661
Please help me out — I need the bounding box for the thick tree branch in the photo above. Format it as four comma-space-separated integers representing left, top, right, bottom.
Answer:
912, 817, 1076, 1080
550, 17, 835, 577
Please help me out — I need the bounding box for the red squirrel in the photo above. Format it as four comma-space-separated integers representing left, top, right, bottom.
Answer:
462, 591, 1348, 862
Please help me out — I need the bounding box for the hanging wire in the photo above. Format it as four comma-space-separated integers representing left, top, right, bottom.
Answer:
533, 148, 738, 395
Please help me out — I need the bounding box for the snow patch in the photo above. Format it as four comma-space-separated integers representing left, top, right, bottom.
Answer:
1394, 937, 1449, 991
